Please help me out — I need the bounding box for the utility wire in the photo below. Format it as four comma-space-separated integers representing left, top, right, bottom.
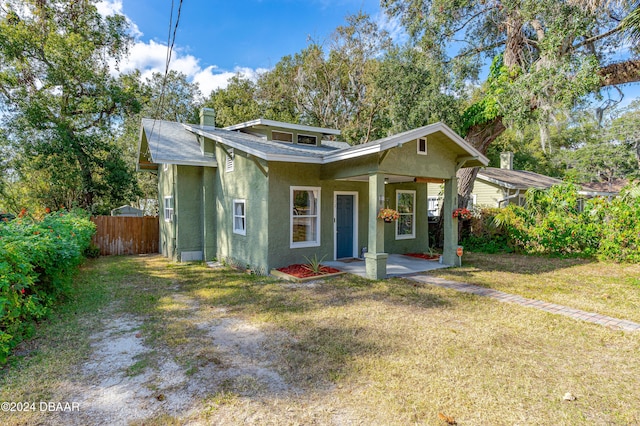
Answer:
150, 0, 184, 161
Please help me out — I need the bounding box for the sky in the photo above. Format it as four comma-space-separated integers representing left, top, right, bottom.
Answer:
98, 0, 639, 107
98, 0, 401, 97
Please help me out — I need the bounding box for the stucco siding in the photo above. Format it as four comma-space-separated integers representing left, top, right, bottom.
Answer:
158, 164, 176, 259
383, 182, 430, 254
215, 144, 270, 272
175, 165, 204, 258
379, 137, 457, 179
267, 162, 370, 270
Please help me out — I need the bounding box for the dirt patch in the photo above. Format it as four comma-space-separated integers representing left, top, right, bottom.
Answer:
48, 294, 293, 425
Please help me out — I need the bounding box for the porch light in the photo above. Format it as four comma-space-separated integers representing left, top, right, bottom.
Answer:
384, 177, 389, 184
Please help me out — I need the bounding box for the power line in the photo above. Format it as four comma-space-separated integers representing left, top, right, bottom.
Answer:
150, 0, 185, 162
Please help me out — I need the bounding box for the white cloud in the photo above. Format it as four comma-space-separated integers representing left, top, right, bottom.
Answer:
116, 40, 268, 97
375, 12, 408, 45
97, 0, 143, 39
99, 1, 267, 97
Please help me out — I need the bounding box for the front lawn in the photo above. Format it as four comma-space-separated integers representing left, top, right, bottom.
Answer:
1, 254, 638, 425
433, 252, 640, 323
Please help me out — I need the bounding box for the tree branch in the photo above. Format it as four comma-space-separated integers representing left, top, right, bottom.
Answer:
599, 59, 640, 87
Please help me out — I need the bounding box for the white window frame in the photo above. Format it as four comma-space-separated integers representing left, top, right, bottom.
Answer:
290, 186, 321, 248
226, 148, 234, 172
233, 199, 246, 236
396, 190, 416, 240
467, 194, 477, 209
417, 137, 427, 155
427, 195, 441, 218
297, 133, 317, 145
163, 196, 174, 222
272, 130, 293, 143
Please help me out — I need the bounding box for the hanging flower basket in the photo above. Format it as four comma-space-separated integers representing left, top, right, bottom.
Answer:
378, 208, 400, 222
452, 207, 473, 220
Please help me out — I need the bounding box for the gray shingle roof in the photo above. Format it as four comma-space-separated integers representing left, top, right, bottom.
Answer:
141, 119, 217, 166
141, 118, 488, 168
183, 123, 345, 162
477, 168, 562, 190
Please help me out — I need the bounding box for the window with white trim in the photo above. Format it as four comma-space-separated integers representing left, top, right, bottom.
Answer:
396, 190, 415, 239
273, 131, 293, 143
417, 137, 427, 155
164, 196, 174, 222
428, 196, 441, 218
291, 186, 320, 247
467, 194, 477, 209
233, 199, 246, 235
297, 134, 317, 145
226, 148, 234, 172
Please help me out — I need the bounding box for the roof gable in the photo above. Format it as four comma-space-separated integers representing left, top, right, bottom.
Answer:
138, 119, 218, 168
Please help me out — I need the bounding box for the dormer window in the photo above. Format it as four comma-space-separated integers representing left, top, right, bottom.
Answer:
417, 138, 427, 155
297, 134, 317, 145
272, 131, 293, 143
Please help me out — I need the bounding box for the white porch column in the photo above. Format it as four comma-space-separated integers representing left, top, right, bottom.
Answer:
365, 173, 388, 279
442, 177, 461, 266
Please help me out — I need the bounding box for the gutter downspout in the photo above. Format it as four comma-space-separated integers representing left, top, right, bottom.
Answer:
498, 189, 520, 207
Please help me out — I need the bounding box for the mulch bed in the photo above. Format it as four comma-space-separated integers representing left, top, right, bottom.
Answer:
275, 264, 341, 278
404, 253, 441, 261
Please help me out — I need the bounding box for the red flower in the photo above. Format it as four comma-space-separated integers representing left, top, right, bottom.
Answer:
21, 289, 25, 294
45, 207, 51, 213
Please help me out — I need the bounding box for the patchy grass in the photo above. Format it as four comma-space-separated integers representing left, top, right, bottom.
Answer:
1, 254, 639, 425
432, 252, 640, 323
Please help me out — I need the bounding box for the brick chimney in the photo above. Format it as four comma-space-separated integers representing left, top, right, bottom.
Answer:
199, 107, 215, 127
500, 152, 514, 170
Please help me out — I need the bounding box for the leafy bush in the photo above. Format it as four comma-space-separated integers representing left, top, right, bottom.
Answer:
462, 208, 513, 253
491, 183, 603, 256
467, 182, 640, 262
593, 186, 640, 262
0, 209, 95, 363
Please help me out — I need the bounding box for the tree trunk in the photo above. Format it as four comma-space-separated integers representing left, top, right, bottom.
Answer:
458, 117, 507, 206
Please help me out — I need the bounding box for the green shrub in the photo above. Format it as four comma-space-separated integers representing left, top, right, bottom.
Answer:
462, 208, 513, 253
594, 186, 640, 262
0, 209, 96, 363
491, 183, 603, 257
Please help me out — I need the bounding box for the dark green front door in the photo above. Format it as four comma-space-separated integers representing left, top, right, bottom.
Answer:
336, 194, 354, 258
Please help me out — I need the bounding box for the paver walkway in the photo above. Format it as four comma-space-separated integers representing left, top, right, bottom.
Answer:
408, 274, 640, 332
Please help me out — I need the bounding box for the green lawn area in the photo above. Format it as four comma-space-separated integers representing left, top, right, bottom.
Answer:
433, 252, 640, 323
1, 254, 639, 425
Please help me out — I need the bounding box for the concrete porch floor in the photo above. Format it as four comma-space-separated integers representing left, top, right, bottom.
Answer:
324, 254, 450, 278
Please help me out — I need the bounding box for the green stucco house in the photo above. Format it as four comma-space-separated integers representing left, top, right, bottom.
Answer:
137, 108, 489, 279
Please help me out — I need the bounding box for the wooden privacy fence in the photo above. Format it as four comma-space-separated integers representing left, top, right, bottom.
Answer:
91, 216, 159, 255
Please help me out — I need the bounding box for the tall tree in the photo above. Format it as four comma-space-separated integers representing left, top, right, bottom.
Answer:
204, 74, 263, 127
0, 0, 141, 213
119, 70, 202, 214
383, 0, 640, 205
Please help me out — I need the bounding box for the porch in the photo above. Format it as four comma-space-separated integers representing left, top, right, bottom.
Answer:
324, 253, 450, 278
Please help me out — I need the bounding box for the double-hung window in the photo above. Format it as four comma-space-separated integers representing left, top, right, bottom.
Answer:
427, 196, 441, 219
396, 190, 415, 239
233, 199, 246, 235
164, 196, 174, 222
291, 186, 320, 248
